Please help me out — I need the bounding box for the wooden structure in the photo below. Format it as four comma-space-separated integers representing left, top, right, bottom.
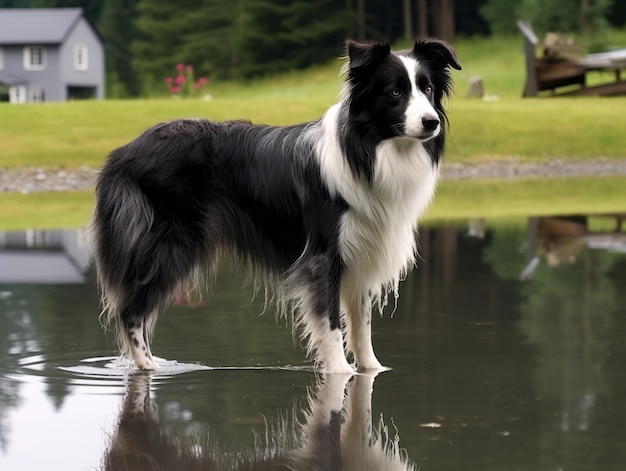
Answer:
518, 21, 626, 97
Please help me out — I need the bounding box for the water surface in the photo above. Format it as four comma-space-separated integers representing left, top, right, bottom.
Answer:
1, 218, 626, 470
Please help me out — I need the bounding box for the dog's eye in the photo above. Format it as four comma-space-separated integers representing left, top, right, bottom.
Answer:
424, 86, 433, 95
390, 89, 401, 97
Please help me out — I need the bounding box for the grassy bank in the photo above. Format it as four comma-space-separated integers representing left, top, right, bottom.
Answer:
0, 191, 94, 230
2, 176, 625, 231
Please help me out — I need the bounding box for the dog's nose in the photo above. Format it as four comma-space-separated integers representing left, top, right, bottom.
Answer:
422, 116, 440, 131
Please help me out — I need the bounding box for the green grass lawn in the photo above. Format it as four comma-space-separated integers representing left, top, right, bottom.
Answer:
1, 33, 625, 229
429, 176, 626, 219
0, 191, 94, 230
2, 85, 625, 170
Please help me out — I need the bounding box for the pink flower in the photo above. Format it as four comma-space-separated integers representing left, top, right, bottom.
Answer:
165, 64, 207, 95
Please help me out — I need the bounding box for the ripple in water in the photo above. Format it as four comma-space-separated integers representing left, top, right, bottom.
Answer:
59, 356, 212, 377
59, 356, 314, 378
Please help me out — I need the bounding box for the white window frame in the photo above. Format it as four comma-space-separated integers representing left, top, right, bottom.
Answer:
74, 44, 88, 71
24, 46, 47, 71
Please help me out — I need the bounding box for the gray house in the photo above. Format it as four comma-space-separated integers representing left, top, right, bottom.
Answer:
0, 8, 104, 103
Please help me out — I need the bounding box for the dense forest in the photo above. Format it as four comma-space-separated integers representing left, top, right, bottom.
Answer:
1, 0, 624, 96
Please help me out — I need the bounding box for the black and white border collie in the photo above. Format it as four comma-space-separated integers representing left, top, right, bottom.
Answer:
89, 39, 461, 373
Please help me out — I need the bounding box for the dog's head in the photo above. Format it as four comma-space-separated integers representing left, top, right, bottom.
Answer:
339, 38, 461, 180
344, 38, 461, 143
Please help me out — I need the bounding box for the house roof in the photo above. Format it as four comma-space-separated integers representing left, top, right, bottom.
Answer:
0, 8, 84, 45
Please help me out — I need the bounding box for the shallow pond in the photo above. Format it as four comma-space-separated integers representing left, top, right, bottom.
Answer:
1, 217, 626, 470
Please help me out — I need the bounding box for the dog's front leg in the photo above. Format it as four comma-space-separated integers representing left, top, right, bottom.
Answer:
289, 252, 355, 374
342, 290, 385, 372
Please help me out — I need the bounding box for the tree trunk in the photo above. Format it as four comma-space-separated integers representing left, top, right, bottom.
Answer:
416, 0, 428, 38
403, 0, 412, 42
436, 0, 455, 42
580, 0, 590, 37
357, 0, 365, 40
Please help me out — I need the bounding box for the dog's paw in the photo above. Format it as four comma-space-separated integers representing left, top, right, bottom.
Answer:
356, 363, 391, 374
355, 357, 390, 373
132, 354, 160, 370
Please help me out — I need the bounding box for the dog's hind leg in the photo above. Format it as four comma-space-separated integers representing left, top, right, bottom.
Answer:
115, 235, 206, 370
99, 220, 208, 371
120, 314, 159, 370
342, 289, 385, 372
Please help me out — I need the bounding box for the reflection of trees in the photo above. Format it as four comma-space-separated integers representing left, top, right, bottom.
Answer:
519, 248, 618, 470
0, 289, 38, 453
481, 225, 527, 281
33, 273, 106, 408
0, 269, 108, 455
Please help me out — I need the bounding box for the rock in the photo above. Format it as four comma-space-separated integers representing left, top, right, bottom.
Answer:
467, 76, 484, 98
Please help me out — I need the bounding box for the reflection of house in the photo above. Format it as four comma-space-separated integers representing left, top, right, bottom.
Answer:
0, 8, 104, 103
0, 229, 91, 283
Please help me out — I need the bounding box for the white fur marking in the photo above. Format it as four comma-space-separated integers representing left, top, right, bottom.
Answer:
316, 101, 439, 297
127, 323, 159, 370
398, 56, 440, 139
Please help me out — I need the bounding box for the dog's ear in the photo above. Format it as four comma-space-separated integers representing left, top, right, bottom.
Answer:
413, 39, 462, 71
347, 40, 391, 72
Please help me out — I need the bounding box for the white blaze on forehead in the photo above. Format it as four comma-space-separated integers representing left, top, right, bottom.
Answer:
398, 55, 420, 96
397, 55, 439, 138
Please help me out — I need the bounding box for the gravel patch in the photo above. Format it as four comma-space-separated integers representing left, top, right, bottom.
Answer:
2, 158, 626, 193
443, 157, 626, 181
1, 166, 99, 193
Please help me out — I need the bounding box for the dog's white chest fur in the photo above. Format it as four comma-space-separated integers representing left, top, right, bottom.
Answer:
340, 139, 438, 293
316, 104, 439, 296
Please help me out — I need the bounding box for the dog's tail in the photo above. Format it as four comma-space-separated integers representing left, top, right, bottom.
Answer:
88, 146, 208, 368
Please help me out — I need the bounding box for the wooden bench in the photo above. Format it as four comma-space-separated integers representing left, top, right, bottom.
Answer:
517, 20, 626, 97
518, 21, 586, 97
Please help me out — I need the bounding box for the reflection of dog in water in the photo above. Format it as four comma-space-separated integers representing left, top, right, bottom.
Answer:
103, 373, 416, 470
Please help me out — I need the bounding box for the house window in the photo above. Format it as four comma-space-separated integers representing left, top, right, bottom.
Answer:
74, 44, 88, 71
24, 46, 47, 71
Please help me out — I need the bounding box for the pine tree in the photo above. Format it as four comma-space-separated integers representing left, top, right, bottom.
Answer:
99, 0, 140, 97
133, 0, 199, 90
237, 0, 353, 77
133, 0, 239, 91
178, 0, 239, 79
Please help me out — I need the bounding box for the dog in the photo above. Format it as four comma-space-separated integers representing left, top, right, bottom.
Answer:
89, 38, 461, 373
